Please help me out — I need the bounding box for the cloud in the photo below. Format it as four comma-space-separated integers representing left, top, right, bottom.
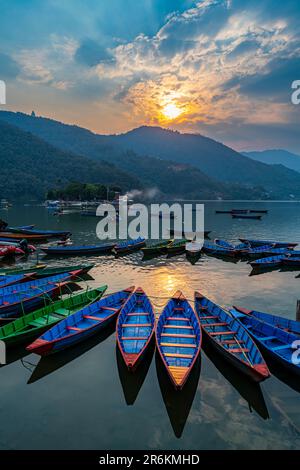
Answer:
237, 56, 300, 101
0, 52, 20, 79
74, 39, 115, 67
1, 0, 300, 150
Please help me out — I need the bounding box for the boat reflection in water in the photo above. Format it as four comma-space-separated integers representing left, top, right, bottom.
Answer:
0, 344, 31, 369
155, 351, 201, 438
26, 322, 116, 384
257, 350, 300, 394
185, 252, 202, 266
203, 342, 269, 420
116, 338, 155, 405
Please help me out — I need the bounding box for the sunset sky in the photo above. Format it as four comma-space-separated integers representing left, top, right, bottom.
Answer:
0, 0, 299, 152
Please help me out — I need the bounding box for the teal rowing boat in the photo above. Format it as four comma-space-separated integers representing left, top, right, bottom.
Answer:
0, 285, 107, 346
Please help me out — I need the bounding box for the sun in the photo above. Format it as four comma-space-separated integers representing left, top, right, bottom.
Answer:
162, 103, 182, 120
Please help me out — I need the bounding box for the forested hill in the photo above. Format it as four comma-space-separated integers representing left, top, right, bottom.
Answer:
0, 112, 267, 201
0, 120, 141, 201
2, 111, 300, 199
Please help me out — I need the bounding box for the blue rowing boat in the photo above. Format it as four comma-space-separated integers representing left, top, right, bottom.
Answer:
0, 271, 83, 297
203, 240, 236, 256
0, 271, 82, 318
241, 245, 289, 258
230, 309, 300, 377
231, 306, 300, 336
215, 239, 250, 252
113, 237, 146, 254
239, 238, 298, 248
42, 243, 115, 256
7, 227, 71, 239
195, 293, 270, 382
156, 291, 201, 390
250, 255, 286, 268
0, 273, 35, 289
214, 239, 235, 249
117, 287, 155, 370
26, 286, 135, 355
282, 256, 300, 267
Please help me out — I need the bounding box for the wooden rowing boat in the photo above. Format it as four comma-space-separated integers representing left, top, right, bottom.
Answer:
142, 239, 173, 255
185, 241, 202, 255
0, 264, 47, 276
0, 263, 94, 278
0, 273, 36, 289
230, 309, 300, 377
239, 238, 298, 248
240, 244, 280, 258
195, 292, 270, 382
26, 286, 135, 355
117, 287, 155, 370
282, 256, 300, 267
232, 214, 262, 220
248, 247, 291, 258
202, 240, 237, 257
0, 285, 107, 346
156, 291, 201, 390
166, 239, 188, 254
113, 237, 145, 254
42, 243, 114, 256
231, 306, 300, 336
250, 255, 285, 268
0, 271, 82, 319
249, 210, 268, 214
214, 239, 250, 253
7, 227, 71, 239
0, 232, 48, 242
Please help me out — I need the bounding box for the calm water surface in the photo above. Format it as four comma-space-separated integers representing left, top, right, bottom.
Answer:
0, 202, 300, 450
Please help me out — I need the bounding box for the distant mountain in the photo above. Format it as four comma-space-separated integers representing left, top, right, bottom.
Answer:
243, 149, 300, 173
110, 126, 300, 198
0, 120, 140, 201
1, 111, 300, 199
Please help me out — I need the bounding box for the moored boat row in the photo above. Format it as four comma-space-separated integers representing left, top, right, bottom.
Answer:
1, 268, 298, 390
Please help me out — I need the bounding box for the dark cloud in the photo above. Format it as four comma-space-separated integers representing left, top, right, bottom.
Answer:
0, 52, 20, 78
74, 39, 115, 67
228, 56, 300, 102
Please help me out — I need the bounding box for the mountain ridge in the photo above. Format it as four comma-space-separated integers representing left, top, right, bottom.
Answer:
244, 149, 300, 174
1, 111, 300, 199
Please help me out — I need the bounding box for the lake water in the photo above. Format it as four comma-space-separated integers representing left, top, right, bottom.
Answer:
0, 202, 300, 450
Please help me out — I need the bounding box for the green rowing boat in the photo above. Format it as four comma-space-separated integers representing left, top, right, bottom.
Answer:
0, 285, 107, 346
0, 264, 47, 276
0, 263, 95, 277
142, 239, 173, 255
166, 239, 188, 254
